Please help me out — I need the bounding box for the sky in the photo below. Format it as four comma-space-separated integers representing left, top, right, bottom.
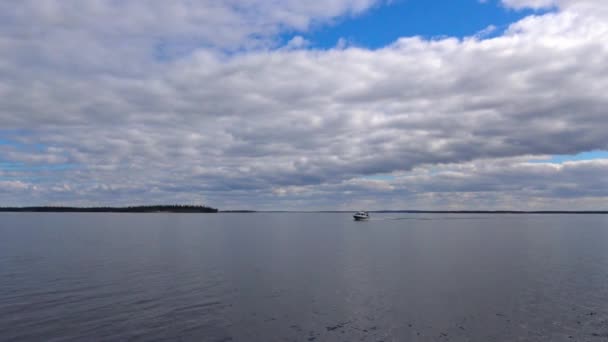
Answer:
1, 0, 607, 210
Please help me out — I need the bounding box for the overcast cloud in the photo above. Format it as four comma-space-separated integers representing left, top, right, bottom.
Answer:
0, 0, 607, 209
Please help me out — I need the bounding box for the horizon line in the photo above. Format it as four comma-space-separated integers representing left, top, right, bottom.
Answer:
1, 206, 607, 214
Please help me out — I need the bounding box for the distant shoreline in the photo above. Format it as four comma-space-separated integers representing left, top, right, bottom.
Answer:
224, 210, 608, 214
1, 207, 606, 214
0, 205, 218, 213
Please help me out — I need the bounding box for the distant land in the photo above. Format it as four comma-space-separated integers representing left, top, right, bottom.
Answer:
243, 210, 608, 214
0, 205, 218, 213
373, 210, 608, 214
0, 207, 606, 214
376, 210, 608, 214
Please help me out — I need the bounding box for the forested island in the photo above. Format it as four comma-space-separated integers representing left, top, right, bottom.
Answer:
0, 205, 218, 213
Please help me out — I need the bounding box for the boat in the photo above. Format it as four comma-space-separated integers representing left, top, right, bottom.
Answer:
353, 211, 370, 221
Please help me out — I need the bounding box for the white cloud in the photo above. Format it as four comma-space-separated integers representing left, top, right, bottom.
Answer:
0, 181, 31, 192
502, 0, 556, 9
0, 1, 607, 209
474, 25, 497, 39
283, 36, 311, 50
0, 0, 382, 73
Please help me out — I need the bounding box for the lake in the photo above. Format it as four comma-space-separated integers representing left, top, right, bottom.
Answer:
1, 213, 608, 341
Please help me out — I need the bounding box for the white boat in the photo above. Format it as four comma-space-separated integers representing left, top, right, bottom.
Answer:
353, 211, 370, 221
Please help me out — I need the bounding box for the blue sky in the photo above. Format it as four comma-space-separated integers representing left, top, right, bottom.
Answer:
531, 151, 608, 164
290, 0, 545, 49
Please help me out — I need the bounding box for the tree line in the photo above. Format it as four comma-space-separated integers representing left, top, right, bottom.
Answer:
0, 205, 219, 213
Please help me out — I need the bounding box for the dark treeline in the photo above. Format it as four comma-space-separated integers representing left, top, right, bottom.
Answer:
0, 205, 218, 213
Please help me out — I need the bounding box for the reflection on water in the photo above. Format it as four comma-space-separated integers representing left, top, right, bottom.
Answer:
1, 213, 608, 341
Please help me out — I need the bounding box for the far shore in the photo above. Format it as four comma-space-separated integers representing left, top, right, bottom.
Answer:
248, 210, 608, 214
0, 205, 218, 213
1, 207, 607, 214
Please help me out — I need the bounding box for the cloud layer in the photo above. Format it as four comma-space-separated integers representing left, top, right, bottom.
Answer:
1, 0, 607, 209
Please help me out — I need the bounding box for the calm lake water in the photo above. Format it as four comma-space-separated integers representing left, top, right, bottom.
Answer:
1, 213, 608, 341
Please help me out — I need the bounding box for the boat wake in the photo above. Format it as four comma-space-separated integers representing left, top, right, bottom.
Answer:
367, 216, 492, 221
366, 217, 433, 221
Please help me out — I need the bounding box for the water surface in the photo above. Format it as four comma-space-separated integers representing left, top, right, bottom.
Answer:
1, 213, 608, 341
